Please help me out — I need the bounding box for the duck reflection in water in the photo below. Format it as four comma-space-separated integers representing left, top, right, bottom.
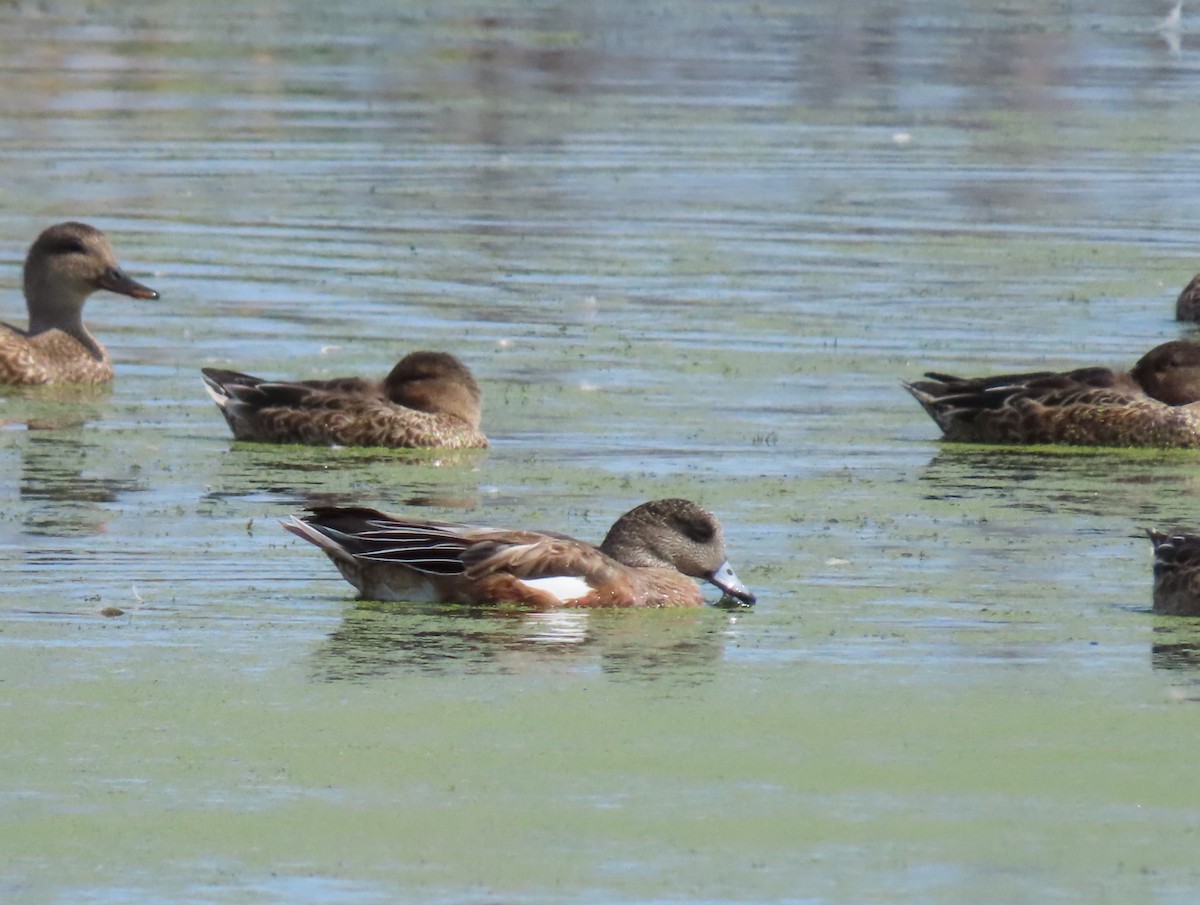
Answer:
3, 395, 146, 538
309, 603, 733, 685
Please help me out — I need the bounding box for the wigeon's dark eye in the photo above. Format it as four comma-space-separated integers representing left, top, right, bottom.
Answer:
676, 515, 715, 544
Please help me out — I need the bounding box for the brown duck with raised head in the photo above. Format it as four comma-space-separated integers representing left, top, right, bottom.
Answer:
0, 222, 158, 384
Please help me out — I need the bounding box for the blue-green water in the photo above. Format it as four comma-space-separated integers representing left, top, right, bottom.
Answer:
3, 1, 1200, 902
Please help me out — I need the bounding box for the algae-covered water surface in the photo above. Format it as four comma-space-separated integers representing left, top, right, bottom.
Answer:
3, 1, 1200, 902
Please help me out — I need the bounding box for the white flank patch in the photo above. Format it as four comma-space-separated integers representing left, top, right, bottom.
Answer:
517, 576, 593, 602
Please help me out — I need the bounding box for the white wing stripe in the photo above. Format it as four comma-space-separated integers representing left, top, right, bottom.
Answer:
515, 576, 594, 602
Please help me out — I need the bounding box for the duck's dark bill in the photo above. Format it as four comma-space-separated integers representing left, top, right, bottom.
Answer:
97, 267, 159, 300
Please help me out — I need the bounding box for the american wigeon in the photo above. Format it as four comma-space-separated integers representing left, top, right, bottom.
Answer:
0, 222, 158, 384
282, 498, 756, 608
201, 350, 487, 449
903, 340, 1200, 447
1176, 274, 1200, 321
1148, 530, 1200, 616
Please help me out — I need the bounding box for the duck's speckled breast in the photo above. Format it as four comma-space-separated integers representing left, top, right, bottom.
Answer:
0, 325, 112, 385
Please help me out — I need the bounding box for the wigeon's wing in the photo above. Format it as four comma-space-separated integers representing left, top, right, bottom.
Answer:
325, 508, 620, 585
350, 524, 478, 575
300, 507, 479, 575
458, 533, 619, 586
292, 508, 620, 593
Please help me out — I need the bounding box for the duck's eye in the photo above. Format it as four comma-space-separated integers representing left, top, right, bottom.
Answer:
676, 515, 714, 544
49, 238, 89, 256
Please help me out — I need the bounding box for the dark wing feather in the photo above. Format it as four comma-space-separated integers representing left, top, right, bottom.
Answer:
459, 535, 621, 587
301, 506, 472, 575
202, 369, 381, 409
913, 367, 1137, 412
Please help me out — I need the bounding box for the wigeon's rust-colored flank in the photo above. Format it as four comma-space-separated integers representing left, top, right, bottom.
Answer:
1176, 274, 1200, 321
903, 340, 1200, 448
1148, 530, 1200, 616
282, 498, 756, 609
201, 350, 487, 449
0, 222, 158, 384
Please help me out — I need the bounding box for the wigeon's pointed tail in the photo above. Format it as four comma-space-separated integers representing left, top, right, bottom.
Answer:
281, 514, 351, 559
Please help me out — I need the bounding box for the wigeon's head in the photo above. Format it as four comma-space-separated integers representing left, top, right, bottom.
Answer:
600, 498, 755, 604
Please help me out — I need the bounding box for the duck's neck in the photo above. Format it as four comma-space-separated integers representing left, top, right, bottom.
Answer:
28, 306, 82, 336
28, 302, 104, 362
69, 324, 106, 361
27, 266, 86, 322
